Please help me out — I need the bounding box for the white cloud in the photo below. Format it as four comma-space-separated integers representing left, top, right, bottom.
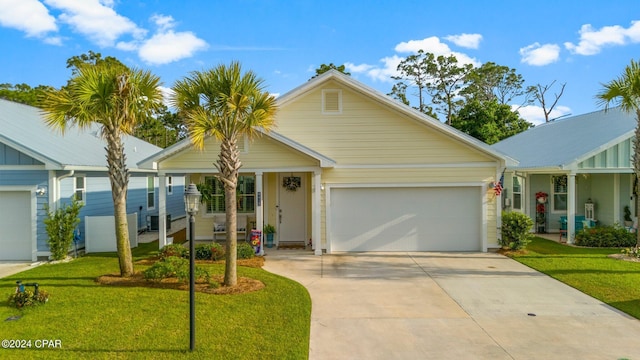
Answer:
137, 14, 207, 65
0, 0, 57, 37
348, 37, 481, 84
344, 62, 375, 73
564, 23, 627, 55
515, 105, 571, 125
44, 0, 145, 47
139, 30, 207, 65
395, 36, 451, 54
519, 42, 561, 66
444, 33, 482, 49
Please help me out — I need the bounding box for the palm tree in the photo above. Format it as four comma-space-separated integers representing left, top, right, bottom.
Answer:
40, 63, 164, 276
172, 62, 277, 286
597, 59, 640, 247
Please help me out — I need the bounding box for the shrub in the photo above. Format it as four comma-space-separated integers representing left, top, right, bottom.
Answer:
501, 211, 534, 250
574, 225, 636, 247
210, 243, 225, 261
44, 196, 83, 260
237, 242, 256, 259
143, 256, 210, 284
8, 289, 49, 308
159, 244, 188, 259
194, 244, 212, 260
622, 246, 640, 258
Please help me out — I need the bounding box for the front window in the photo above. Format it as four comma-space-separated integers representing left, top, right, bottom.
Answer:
204, 175, 255, 214
552, 175, 567, 212
512, 176, 522, 210
74, 176, 86, 203
147, 176, 155, 209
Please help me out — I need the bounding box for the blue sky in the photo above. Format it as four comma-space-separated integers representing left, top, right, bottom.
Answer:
0, 0, 639, 125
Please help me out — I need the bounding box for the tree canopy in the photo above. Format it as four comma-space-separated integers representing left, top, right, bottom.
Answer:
312, 63, 351, 78
389, 50, 541, 143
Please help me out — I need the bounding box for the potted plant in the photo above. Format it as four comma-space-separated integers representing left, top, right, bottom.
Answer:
624, 205, 633, 227
263, 224, 276, 248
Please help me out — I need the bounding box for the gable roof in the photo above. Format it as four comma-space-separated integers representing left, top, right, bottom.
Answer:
0, 99, 161, 171
277, 69, 515, 166
491, 107, 636, 171
138, 127, 336, 170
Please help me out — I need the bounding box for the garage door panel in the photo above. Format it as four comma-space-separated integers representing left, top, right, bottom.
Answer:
0, 191, 33, 260
330, 187, 481, 252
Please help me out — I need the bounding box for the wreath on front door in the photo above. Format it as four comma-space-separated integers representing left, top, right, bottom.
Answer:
282, 176, 301, 192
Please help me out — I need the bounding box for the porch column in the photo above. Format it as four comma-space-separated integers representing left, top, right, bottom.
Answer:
312, 171, 322, 256
567, 173, 576, 244
256, 172, 264, 255
159, 174, 168, 248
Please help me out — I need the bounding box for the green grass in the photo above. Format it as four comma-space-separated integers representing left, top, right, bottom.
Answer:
0, 242, 311, 359
509, 237, 640, 319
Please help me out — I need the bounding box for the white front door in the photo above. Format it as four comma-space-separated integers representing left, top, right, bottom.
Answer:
278, 173, 306, 245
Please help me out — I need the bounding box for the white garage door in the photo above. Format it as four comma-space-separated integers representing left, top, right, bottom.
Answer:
329, 187, 482, 252
0, 191, 33, 260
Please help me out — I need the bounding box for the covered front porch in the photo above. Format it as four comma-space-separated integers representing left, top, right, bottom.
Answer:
140, 130, 335, 256
510, 171, 635, 243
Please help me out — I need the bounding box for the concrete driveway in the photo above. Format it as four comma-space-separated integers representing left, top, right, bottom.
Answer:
0, 261, 33, 279
263, 251, 640, 360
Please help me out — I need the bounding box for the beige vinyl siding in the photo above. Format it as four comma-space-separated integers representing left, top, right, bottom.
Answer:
160, 135, 319, 170
276, 80, 493, 165
322, 167, 495, 184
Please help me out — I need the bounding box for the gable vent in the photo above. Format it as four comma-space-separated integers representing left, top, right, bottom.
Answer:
322, 89, 342, 114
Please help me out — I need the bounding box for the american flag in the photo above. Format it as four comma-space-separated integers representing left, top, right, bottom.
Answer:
494, 173, 504, 196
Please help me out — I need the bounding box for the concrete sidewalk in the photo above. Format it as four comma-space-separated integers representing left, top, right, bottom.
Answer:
263, 251, 640, 360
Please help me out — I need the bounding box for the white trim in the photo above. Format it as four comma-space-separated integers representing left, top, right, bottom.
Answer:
312, 171, 322, 255
334, 162, 498, 169
159, 174, 167, 247
613, 173, 620, 223
324, 182, 487, 253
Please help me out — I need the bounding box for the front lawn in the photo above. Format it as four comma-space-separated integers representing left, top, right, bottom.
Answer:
507, 237, 640, 319
0, 242, 311, 359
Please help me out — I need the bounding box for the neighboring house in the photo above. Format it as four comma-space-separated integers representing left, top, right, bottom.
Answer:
492, 107, 636, 242
139, 70, 511, 254
0, 99, 185, 261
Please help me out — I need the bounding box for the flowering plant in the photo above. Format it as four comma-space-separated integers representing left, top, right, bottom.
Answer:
535, 192, 548, 200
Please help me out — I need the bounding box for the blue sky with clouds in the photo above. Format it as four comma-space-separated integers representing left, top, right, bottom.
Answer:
0, 0, 639, 125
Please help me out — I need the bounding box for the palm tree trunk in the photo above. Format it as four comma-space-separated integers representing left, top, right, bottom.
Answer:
636, 110, 640, 247
219, 137, 240, 286
105, 127, 134, 277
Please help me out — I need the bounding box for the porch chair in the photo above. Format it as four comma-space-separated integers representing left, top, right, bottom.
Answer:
213, 214, 248, 242
559, 215, 586, 242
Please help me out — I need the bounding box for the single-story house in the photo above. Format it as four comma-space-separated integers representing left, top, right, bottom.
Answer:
0, 99, 186, 261
491, 107, 636, 242
140, 70, 513, 254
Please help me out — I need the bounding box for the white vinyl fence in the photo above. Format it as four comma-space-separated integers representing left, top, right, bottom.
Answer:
85, 213, 138, 253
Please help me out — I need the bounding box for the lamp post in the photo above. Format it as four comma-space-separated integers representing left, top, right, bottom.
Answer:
184, 183, 201, 352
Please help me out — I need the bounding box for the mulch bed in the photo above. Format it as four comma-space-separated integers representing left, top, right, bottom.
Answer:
98, 256, 267, 295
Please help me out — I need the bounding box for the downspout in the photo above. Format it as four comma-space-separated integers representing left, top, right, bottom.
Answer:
56, 170, 75, 210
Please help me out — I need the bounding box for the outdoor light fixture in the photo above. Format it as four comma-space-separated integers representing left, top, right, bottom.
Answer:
36, 187, 47, 196
183, 183, 201, 352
